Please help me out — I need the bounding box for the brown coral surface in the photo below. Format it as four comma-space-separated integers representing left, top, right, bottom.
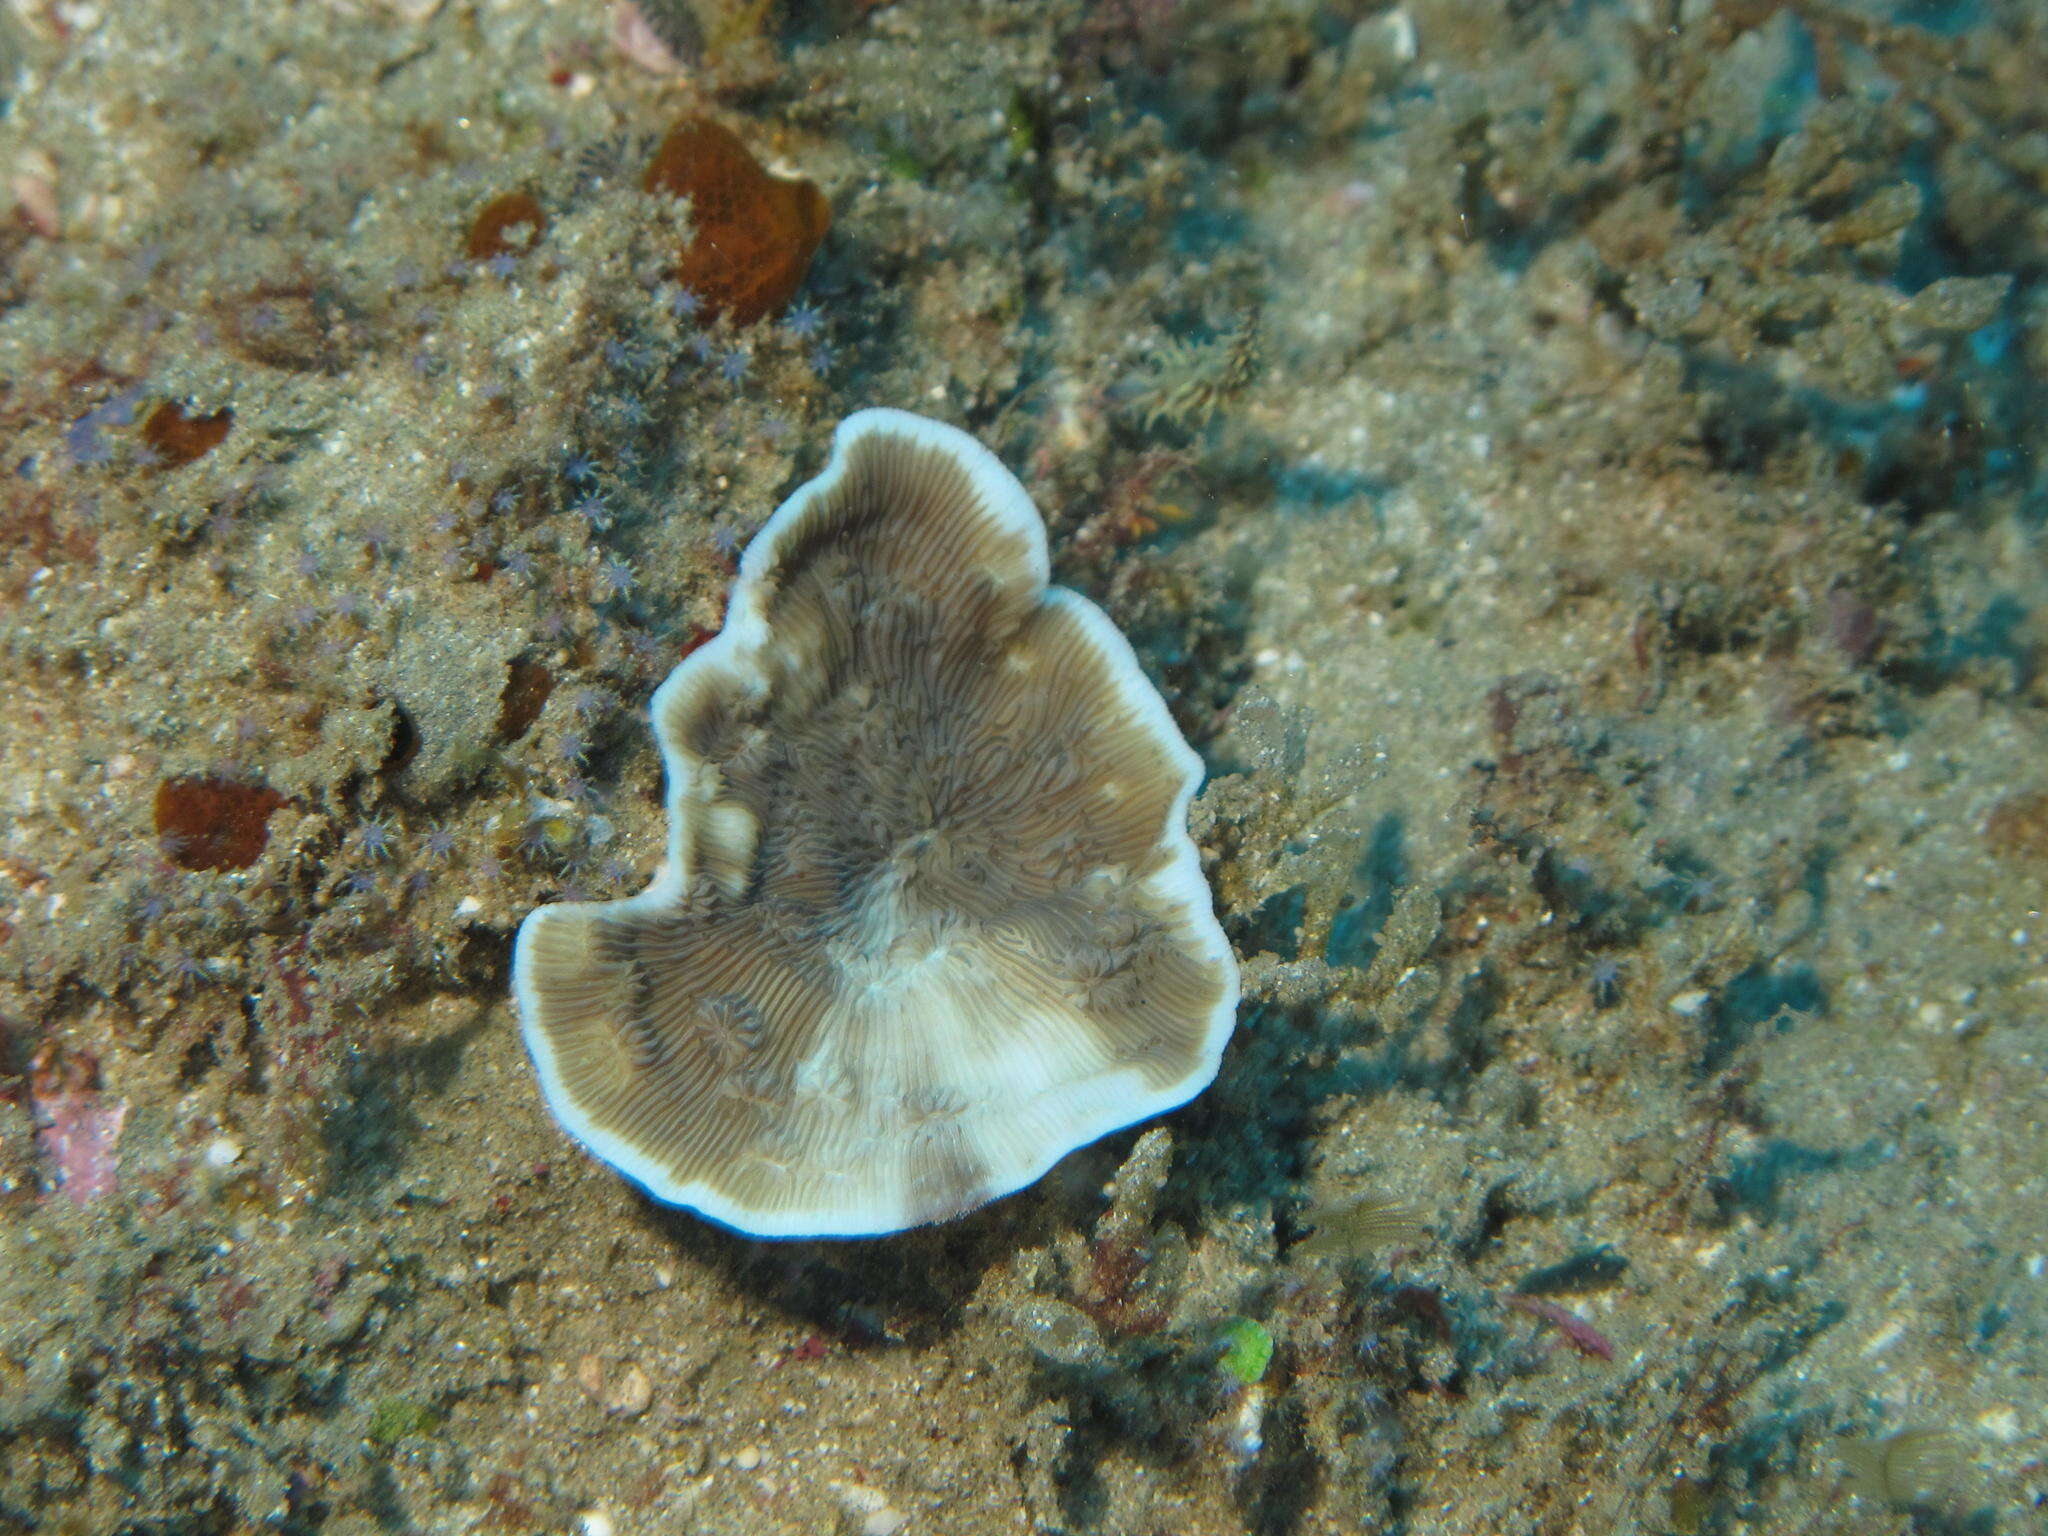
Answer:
515, 410, 1237, 1238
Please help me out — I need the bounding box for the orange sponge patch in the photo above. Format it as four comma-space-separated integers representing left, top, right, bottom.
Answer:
154, 775, 286, 872
466, 190, 549, 263
643, 117, 828, 327
140, 401, 233, 469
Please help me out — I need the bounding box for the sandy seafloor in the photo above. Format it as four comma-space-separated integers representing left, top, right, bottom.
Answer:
2, 0, 2046, 1531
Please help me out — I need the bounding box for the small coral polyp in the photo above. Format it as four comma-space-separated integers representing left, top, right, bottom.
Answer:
513, 411, 1239, 1238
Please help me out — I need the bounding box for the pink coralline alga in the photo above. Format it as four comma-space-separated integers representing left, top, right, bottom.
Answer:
29, 1049, 127, 1206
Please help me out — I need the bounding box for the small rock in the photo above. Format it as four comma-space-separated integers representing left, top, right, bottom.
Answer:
1901, 274, 2011, 334
610, 0, 686, 75
733, 1444, 762, 1471
576, 1355, 653, 1417
1689, 9, 1813, 179
1095, 1126, 1173, 1251
606, 1362, 652, 1418
314, 1288, 375, 1346
830, 1478, 909, 1536
1008, 1297, 1107, 1371
9, 152, 60, 240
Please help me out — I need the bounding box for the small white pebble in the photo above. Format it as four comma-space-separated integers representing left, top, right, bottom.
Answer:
577, 1510, 614, 1536
1225, 1381, 1268, 1466
734, 1445, 762, 1471
604, 1362, 652, 1418
203, 1137, 242, 1169
1384, 7, 1418, 62
830, 1480, 908, 1536
1977, 1406, 2020, 1441
1667, 989, 1710, 1017
455, 895, 483, 917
